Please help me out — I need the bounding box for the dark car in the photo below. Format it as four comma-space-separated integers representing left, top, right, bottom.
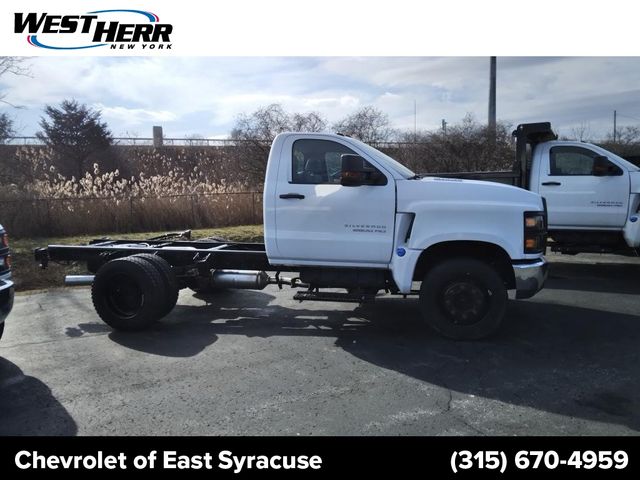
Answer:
0, 224, 14, 340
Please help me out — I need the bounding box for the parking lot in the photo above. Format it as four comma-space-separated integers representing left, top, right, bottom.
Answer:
0, 253, 638, 436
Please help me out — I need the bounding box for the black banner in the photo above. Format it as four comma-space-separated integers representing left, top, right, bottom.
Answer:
0, 436, 638, 477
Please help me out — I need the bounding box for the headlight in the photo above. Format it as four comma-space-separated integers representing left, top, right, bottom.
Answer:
524, 211, 547, 254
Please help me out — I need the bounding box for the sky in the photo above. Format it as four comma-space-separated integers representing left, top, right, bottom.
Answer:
1, 56, 640, 140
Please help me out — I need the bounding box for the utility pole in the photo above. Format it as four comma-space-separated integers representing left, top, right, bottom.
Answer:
442, 119, 447, 135
414, 100, 417, 141
613, 110, 617, 143
488, 56, 497, 136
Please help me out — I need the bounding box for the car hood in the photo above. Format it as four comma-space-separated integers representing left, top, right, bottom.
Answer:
397, 176, 544, 212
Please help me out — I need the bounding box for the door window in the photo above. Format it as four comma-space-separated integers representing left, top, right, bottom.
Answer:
292, 139, 381, 184
549, 146, 617, 176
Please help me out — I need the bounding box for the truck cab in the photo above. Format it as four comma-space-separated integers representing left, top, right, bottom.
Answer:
515, 123, 640, 254
434, 123, 640, 256
529, 139, 640, 252
263, 132, 548, 338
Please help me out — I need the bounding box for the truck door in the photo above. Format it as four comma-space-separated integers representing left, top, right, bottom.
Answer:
273, 137, 396, 266
538, 145, 629, 228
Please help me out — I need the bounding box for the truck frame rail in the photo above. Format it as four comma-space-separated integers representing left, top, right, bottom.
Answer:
35, 235, 271, 272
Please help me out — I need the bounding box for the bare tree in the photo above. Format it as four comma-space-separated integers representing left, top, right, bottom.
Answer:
570, 122, 592, 142
184, 134, 209, 146
332, 106, 393, 143
0, 57, 30, 107
229, 104, 327, 182
391, 114, 515, 173
291, 111, 327, 132
599, 125, 640, 158
231, 104, 291, 142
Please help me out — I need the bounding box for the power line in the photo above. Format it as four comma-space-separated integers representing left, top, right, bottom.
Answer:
616, 113, 640, 122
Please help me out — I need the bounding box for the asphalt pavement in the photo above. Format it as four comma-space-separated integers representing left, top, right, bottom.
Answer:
0, 253, 639, 435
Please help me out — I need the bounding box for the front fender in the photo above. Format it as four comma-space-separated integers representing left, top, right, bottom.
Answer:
406, 202, 527, 259
390, 206, 541, 293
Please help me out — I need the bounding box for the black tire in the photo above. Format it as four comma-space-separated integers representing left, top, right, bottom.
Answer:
419, 258, 507, 340
130, 254, 179, 316
91, 257, 166, 331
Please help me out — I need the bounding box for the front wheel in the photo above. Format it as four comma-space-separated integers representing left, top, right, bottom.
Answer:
419, 258, 507, 340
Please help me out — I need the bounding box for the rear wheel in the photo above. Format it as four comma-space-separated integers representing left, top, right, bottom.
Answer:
91, 257, 166, 331
419, 258, 507, 340
130, 254, 179, 316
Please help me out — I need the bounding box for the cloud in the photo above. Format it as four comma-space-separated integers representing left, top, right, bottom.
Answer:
1, 56, 640, 138
95, 104, 178, 127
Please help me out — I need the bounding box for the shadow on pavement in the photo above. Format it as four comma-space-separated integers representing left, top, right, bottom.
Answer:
157, 288, 640, 432
0, 357, 77, 435
547, 261, 640, 295
105, 290, 280, 357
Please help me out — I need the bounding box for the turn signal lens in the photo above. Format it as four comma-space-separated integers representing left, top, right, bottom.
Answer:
525, 238, 538, 250
524, 215, 544, 229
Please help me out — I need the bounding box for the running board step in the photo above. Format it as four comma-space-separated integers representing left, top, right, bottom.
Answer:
293, 291, 376, 303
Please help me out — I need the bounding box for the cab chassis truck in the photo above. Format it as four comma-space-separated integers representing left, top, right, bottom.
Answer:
35, 132, 548, 340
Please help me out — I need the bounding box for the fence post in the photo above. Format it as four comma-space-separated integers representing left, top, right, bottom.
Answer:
153, 126, 163, 148
251, 192, 256, 223
46, 199, 51, 235
191, 195, 196, 228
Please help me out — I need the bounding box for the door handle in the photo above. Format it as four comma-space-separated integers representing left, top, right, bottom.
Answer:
279, 193, 305, 199
541, 181, 562, 186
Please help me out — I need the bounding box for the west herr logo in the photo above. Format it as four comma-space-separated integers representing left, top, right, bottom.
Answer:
14, 9, 173, 50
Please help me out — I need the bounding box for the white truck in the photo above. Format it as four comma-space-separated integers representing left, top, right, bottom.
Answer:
35, 132, 548, 340
435, 122, 640, 256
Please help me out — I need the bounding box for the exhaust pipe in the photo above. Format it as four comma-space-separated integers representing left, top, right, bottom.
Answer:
64, 275, 95, 286
211, 270, 270, 290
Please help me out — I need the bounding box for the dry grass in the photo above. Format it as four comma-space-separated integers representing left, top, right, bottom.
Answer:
12, 224, 264, 292
0, 147, 262, 237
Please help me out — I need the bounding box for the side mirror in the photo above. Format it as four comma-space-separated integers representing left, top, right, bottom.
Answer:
592, 156, 621, 176
340, 154, 366, 186
340, 154, 386, 187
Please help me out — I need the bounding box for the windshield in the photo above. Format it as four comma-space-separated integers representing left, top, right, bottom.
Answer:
349, 138, 416, 179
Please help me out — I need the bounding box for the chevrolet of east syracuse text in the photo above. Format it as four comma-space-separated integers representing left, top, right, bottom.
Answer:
34, 133, 548, 340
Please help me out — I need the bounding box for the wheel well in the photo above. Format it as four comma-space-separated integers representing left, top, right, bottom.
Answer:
413, 241, 515, 288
